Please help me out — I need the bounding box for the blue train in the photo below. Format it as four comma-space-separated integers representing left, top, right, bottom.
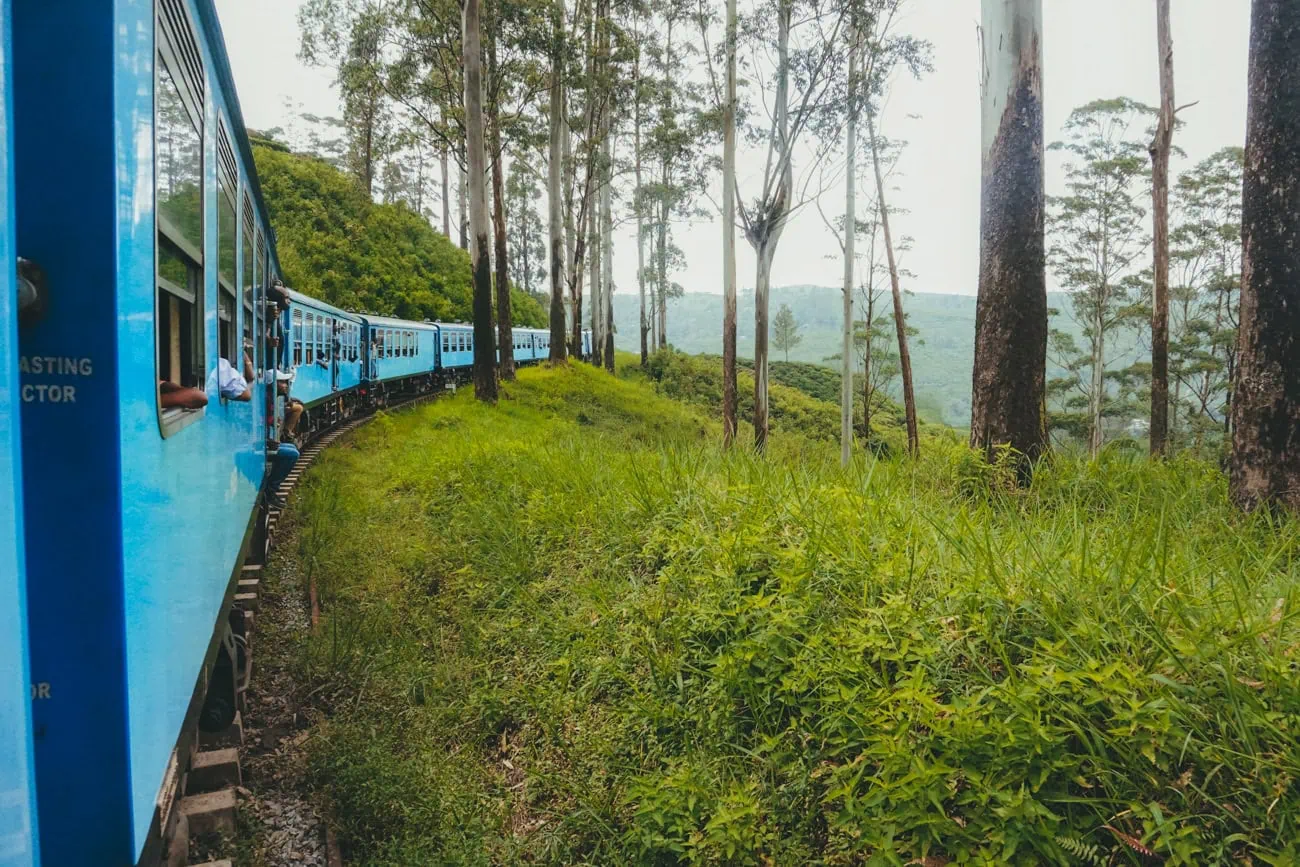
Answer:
2, 1, 589, 864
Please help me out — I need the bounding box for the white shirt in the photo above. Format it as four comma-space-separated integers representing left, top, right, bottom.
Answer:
215, 357, 249, 400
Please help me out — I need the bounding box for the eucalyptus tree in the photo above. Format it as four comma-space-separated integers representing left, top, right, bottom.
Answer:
299, 0, 395, 197
505, 158, 547, 296
1230, 0, 1300, 511
1148, 0, 1175, 455
1048, 98, 1152, 455
733, 0, 849, 451
970, 0, 1045, 472
464, 0, 497, 400
721, 0, 739, 443
1170, 147, 1243, 439
837, 10, 860, 466
858, 2, 928, 456
547, 0, 567, 360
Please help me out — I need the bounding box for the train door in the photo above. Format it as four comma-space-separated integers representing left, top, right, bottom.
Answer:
331, 319, 340, 392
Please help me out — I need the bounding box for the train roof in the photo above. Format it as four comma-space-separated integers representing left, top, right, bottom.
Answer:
285, 289, 361, 321
360, 314, 442, 330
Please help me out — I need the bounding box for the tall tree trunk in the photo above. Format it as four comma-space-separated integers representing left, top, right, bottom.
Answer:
970, 0, 1046, 473
868, 111, 918, 456
840, 19, 858, 468
458, 144, 469, 250
721, 0, 739, 445
441, 145, 451, 238
1149, 0, 1175, 455
1089, 311, 1106, 456
464, 0, 496, 402
547, 0, 567, 362
657, 196, 668, 348
753, 242, 777, 451
489, 32, 514, 381
634, 21, 649, 364
589, 184, 601, 366
1230, 0, 1300, 511
602, 134, 615, 371
750, 0, 794, 453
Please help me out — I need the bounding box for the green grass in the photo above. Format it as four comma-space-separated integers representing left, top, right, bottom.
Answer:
279, 360, 1300, 866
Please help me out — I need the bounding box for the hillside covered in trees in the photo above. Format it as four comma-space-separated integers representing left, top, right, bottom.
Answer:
252, 137, 546, 327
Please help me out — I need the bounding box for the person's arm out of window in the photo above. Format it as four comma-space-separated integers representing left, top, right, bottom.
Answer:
159, 380, 208, 410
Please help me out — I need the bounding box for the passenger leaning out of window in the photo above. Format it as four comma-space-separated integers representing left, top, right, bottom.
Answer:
264, 368, 300, 508
160, 349, 252, 409
211, 346, 255, 402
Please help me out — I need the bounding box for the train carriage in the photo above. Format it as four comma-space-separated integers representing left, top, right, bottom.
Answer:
1, 1, 40, 861
433, 321, 476, 374
12, 0, 284, 861
359, 315, 440, 400
283, 289, 363, 432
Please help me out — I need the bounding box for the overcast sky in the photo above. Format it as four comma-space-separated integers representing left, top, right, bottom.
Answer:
215, 0, 1251, 297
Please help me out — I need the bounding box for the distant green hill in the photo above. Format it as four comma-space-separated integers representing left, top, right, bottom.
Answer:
612, 286, 1144, 426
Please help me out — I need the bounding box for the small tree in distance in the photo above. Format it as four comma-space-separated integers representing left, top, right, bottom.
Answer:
772, 304, 803, 363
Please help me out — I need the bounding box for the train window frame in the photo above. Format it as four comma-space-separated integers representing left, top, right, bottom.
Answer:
155, 5, 207, 438
305, 312, 315, 365
241, 194, 255, 373
292, 308, 303, 365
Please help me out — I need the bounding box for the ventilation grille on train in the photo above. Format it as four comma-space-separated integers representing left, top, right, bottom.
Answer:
158, 0, 205, 113
242, 192, 255, 235
218, 118, 238, 186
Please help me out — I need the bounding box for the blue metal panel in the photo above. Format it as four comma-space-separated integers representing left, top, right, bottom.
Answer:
14, 0, 133, 862
16, 0, 276, 860
0, 2, 39, 864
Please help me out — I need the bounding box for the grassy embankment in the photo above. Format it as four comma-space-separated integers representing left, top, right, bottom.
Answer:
278, 359, 1300, 866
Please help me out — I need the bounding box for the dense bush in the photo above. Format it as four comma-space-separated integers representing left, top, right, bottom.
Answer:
254, 143, 546, 327
279, 364, 1300, 866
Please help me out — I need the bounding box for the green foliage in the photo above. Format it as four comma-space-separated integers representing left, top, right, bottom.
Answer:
254, 142, 546, 327
641, 348, 909, 449
274, 365, 1300, 865
772, 303, 803, 362
1047, 98, 1156, 447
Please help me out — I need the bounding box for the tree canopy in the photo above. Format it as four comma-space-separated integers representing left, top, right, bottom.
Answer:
253, 139, 547, 327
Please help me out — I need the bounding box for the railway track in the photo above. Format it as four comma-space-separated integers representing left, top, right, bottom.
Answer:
175, 384, 449, 867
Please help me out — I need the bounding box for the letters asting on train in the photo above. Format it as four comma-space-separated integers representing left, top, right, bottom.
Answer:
1, 1, 589, 865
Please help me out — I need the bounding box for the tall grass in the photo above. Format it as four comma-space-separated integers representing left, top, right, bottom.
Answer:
283, 362, 1300, 866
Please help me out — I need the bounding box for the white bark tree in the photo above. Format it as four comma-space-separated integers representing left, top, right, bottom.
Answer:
721, 0, 739, 445
547, 0, 567, 361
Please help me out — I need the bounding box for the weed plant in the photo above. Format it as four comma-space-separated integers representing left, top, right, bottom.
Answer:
285, 362, 1300, 866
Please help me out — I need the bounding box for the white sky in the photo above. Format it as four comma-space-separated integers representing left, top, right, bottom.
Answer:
215, 0, 1251, 297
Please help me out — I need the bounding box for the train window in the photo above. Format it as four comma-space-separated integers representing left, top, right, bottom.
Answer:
442, 333, 449, 353
305, 313, 315, 365
218, 291, 235, 364
385, 329, 392, 357
155, 33, 206, 434
318, 317, 327, 362
405, 331, 412, 357
293, 309, 303, 365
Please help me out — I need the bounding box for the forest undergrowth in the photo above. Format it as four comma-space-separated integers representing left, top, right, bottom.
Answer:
281, 361, 1300, 866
